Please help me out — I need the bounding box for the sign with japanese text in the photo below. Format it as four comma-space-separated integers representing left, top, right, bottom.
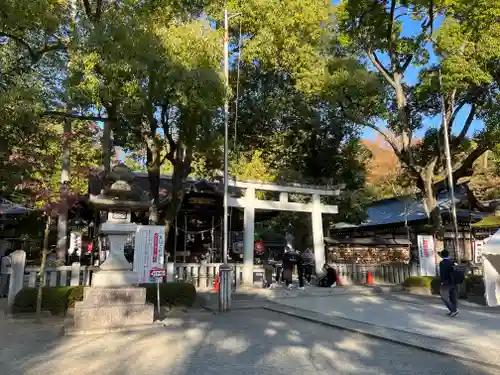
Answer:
133, 225, 166, 283
417, 235, 436, 276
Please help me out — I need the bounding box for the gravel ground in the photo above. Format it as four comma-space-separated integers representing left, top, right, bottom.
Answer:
0, 309, 497, 375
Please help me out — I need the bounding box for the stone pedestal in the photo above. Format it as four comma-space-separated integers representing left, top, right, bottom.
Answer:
66, 215, 155, 335
66, 287, 155, 335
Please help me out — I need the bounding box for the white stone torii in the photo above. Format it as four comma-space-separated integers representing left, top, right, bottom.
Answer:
227, 180, 340, 285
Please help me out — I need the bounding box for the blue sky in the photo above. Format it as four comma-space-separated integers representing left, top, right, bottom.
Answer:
359, 7, 484, 141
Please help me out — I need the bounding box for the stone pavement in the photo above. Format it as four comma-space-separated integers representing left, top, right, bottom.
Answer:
266, 290, 500, 367
0, 308, 498, 375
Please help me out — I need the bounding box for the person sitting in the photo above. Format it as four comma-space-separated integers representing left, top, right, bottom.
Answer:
317, 264, 337, 288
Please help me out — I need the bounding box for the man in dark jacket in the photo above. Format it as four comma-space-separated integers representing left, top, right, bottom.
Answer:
282, 245, 303, 290
439, 249, 459, 317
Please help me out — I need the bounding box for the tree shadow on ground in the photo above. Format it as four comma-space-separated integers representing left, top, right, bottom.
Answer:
0, 308, 497, 375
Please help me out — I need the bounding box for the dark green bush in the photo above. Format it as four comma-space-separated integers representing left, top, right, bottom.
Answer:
466, 274, 484, 296
402, 276, 434, 288
12, 286, 81, 315
12, 282, 196, 315
67, 286, 85, 308
430, 276, 441, 294
141, 282, 197, 307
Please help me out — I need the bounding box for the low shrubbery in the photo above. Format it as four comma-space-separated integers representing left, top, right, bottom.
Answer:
140, 282, 197, 307
12, 282, 196, 315
12, 286, 84, 315
402, 276, 434, 288
402, 274, 484, 296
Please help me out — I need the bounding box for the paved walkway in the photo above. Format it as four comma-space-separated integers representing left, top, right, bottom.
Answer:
269, 291, 500, 363
0, 309, 497, 375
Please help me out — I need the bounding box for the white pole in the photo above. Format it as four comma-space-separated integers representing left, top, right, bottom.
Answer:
439, 69, 461, 262
223, 7, 229, 265
219, 7, 232, 312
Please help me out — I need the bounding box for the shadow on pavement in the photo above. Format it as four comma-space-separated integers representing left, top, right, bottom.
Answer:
0, 308, 497, 375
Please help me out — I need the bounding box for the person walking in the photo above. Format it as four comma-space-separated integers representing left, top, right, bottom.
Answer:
0, 250, 12, 298
439, 249, 459, 317
263, 248, 276, 289
302, 248, 315, 285
282, 245, 303, 290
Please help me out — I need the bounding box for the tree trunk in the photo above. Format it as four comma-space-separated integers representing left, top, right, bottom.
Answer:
421, 174, 442, 234
56, 118, 71, 261
147, 143, 161, 225
36, 215, 52, 322
161, 146, 192, 265
102, 120, 112, 174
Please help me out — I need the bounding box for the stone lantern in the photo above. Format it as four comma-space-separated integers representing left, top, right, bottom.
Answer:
89, 163, 150, 286
67, 164, 154, 335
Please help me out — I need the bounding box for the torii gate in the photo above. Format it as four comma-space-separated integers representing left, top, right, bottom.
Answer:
228, 180, 341, 285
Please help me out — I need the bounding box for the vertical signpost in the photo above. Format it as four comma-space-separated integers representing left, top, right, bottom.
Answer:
417, 235, 437, 276
134, 226, 167, 317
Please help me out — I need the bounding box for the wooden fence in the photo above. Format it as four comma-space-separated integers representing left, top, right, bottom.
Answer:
331, 263, 419, 285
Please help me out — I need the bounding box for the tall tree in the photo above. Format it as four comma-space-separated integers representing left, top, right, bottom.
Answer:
334, 0, 500, 231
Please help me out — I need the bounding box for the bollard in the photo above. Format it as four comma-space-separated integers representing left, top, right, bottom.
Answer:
218, 264, 232, 312
367, 271, 373, 285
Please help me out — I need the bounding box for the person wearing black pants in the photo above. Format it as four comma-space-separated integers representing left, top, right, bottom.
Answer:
302, 248, 315, 284
282, 246, 303, 290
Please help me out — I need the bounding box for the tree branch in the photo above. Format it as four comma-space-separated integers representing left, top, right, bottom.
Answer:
452, 104, 476, 150
43, 111, 114, 122
367, 49, 396, 88
451, 144, 488, 182
387, 0, 397, 68
0, 32, 35, 59
83, 0, 93, 18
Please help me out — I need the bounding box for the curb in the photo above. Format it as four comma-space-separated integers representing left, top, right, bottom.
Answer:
263, 304, 500, 370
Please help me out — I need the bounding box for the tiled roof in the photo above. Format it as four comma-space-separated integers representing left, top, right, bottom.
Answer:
333, 184, 486, 229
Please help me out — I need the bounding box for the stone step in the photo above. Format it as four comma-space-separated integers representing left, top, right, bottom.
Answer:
73, 303, 154, 329
82, 287, 147, 306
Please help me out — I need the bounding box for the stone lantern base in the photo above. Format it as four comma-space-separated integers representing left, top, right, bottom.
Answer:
65, 287, 156, 336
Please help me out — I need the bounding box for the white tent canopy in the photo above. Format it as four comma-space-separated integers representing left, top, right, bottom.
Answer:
481, 229, 500, 306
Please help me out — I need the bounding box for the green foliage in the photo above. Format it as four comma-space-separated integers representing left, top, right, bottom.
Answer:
465, 274, 484, 296
402, 276, 440, 294
12, 283, 196, 315
402, 276, 434, 288
140, 282, 197, 307
12, 286, 81, 315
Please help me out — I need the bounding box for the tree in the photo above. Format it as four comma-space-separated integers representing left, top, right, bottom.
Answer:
334, 0, 500, 231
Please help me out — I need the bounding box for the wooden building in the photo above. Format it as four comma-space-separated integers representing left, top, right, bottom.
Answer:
328, 184, 488, 263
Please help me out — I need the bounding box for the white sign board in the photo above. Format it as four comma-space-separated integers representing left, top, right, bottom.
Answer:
417, 235, 436, 276
133, 225, 166, 284
474, 240, 485, 264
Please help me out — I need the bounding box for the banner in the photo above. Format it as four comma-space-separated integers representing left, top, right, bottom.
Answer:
417, 235, 436, 276
133, 225, 166, 283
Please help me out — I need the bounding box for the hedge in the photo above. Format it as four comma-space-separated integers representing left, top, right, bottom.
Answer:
402, 276, 434, 288
403, 274, 485, 296
12, 282, 196, 315
12, 286, 83, 315
140, 282, 197, 307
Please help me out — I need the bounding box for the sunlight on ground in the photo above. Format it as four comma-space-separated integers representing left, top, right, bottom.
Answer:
264, 328, 277, 336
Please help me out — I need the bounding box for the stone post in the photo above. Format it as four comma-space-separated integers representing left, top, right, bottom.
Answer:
218, 264, 232, 312
311, 194, 325, 272
243, 187, 255, 286
7, 250, 26, 311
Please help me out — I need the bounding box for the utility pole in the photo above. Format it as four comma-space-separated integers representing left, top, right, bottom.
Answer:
439, 69, 461, 263
57, 0, 77, 261
218, 7, 232, 312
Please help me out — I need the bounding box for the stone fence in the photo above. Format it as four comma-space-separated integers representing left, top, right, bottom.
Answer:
5, 249, 421, 309
5, 250, 256, 309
